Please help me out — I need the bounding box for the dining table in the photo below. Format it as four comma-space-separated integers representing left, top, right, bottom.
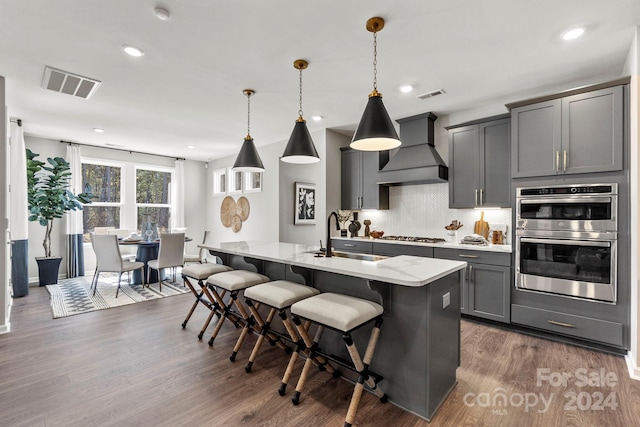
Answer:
119, 237, 192, 284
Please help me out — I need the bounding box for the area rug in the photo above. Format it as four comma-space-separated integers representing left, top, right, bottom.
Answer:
46, 274, 189, 319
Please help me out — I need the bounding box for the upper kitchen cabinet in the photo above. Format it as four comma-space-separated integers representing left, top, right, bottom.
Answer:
510, 84, 624, 178
341, 148, 389, 210
448, 116, 510, 208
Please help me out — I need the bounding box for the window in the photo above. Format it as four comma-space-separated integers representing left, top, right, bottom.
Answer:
81, 159, 175, 241
243, 171, 262, 193
136, 168, 172, 233
227, 167, 243, 194
82, 161, 122, 242
213, 168, 226, 195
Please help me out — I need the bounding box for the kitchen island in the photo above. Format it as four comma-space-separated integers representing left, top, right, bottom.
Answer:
201, 241, 467, 421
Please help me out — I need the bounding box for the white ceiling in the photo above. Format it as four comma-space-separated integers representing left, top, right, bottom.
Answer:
1, 0, 638, 162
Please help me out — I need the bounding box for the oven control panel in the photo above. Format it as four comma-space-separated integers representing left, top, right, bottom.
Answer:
519, 185, 615, 196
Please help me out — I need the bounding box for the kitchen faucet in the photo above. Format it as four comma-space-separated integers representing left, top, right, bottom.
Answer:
326, 211, 340, 257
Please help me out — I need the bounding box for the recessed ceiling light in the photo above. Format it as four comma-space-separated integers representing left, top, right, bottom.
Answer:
400, 85, 414, 93
122, 44, 144, 57
93, 128, 105, 133
187, 145, 195, 149
312, 115, 323, 121
154, 7, 170, 21
562, 28, 585, 40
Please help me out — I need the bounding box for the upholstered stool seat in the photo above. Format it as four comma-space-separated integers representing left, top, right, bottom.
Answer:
291, 292, 383, 332
204, 270, 271, 347
181, 263, 233, 339
239, 281, 320, 371
288, 292, 386, 427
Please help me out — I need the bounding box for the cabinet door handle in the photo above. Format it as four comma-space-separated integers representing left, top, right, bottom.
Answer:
458, 254, 479, 259
469, 265, 473, 284
548, 319, 576, 328
344, 243, 356, 247
474, 189, 478, 206
555, 151, 560, 173
563, 150, 567, 172
480, 188, 484, 205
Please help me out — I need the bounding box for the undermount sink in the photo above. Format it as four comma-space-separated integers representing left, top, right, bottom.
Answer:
303, 249, 388, 262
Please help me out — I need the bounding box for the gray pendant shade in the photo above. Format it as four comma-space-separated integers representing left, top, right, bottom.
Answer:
281, 119, 320, 164
350, 94, 401, 151
233, 137, 265, 172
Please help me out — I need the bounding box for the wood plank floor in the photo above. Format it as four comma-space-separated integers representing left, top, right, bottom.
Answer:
1, 286, 639, 427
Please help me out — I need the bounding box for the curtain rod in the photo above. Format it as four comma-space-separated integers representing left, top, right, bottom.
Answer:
10, 118, 22, 126
59, 140, 185, 161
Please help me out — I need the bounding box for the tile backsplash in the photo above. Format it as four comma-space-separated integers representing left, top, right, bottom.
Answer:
357, 183, 512, 242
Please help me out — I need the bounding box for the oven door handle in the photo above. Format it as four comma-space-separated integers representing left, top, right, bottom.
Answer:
520, 237, 612, 247
519, 197, 612, 205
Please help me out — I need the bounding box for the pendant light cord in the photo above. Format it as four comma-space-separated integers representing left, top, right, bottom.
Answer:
298, 67, 304, 118
372, 30, 378, 92
246, 91, 252, 138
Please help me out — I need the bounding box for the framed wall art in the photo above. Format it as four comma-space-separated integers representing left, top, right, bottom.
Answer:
294, 182, 316, 224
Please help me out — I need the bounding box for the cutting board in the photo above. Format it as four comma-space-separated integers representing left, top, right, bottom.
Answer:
474, 211, 490, 239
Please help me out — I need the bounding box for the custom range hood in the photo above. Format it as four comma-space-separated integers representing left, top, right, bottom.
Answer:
377, 112, 448, 185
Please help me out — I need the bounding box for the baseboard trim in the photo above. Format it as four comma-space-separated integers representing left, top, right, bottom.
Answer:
625, 352, 640, 381
0, 322, 10, 335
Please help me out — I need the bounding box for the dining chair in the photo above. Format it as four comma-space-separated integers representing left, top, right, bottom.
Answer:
107, 228, 135, 262
184, 230, 211, 264
90, 233, 145, 298
147, 232, 185, 291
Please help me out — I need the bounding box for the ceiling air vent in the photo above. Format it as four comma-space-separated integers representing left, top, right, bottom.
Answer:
41, 66, 101, 99
416, 89, 445, 100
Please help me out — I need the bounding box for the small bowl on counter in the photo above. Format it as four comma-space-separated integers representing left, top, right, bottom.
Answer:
369, 230, 384, 239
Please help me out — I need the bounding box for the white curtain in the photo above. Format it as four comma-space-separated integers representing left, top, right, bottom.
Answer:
172, 159, 185, 229
9, 121, 29, 296
65, 144, 84, 277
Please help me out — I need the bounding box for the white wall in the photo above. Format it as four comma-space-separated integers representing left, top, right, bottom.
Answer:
206, 140, 285, 245
1, 76, 9, 334
24, 136, 207, 282
623, 26, 640, 379
279, 129, 327, 246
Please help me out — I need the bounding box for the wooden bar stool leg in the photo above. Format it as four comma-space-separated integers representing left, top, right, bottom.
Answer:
229, 291, 254, 361
343, 318, 386, 427
245, 307, 277, 372
291, 323, 326, 405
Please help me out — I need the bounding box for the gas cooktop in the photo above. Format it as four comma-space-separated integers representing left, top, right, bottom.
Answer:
379, 235, 446, 243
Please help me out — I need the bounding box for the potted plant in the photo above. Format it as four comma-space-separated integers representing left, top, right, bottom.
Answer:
26, 148, 94, 285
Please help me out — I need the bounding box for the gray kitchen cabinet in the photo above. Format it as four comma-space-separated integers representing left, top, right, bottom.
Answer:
372, 242, 434, 258
448, 117, 510, 208
331, 238, 373, 254
341, 148, 389, 210
511, 85, 623, 178
434, 248, 511, 323
511, 304, 624, 348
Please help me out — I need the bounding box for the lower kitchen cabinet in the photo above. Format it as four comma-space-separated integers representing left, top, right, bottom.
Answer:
434, 248, 511, 323
511, 304, 624, 348
331, 239, 373, 254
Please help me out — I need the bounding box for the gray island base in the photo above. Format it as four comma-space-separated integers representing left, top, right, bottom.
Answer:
202, 241, 466, 421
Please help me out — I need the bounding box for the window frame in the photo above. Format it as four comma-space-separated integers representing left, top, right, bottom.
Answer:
135, 164, 174, 233
81, 158, 125, 236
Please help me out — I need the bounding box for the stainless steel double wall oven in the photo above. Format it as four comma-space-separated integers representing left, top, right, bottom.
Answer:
515, 183, 617, 303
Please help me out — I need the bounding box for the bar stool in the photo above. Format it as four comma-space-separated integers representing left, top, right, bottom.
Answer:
289, 292, 387, 427
205, 270, 271, 347
181, 263, 233, 339
240, 280, 320, 372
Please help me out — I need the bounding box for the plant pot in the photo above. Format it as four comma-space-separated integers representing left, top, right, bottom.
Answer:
340, 229, 348, 237
36, 257, 62, 286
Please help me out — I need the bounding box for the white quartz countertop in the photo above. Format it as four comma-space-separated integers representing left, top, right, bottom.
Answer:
333, 236, 513, 253
200, 241, 467, 287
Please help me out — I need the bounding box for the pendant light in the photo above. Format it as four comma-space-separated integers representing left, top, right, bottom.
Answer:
350, 17, 401, 151
233, 89, 265, 172
281, 59, 320, 164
